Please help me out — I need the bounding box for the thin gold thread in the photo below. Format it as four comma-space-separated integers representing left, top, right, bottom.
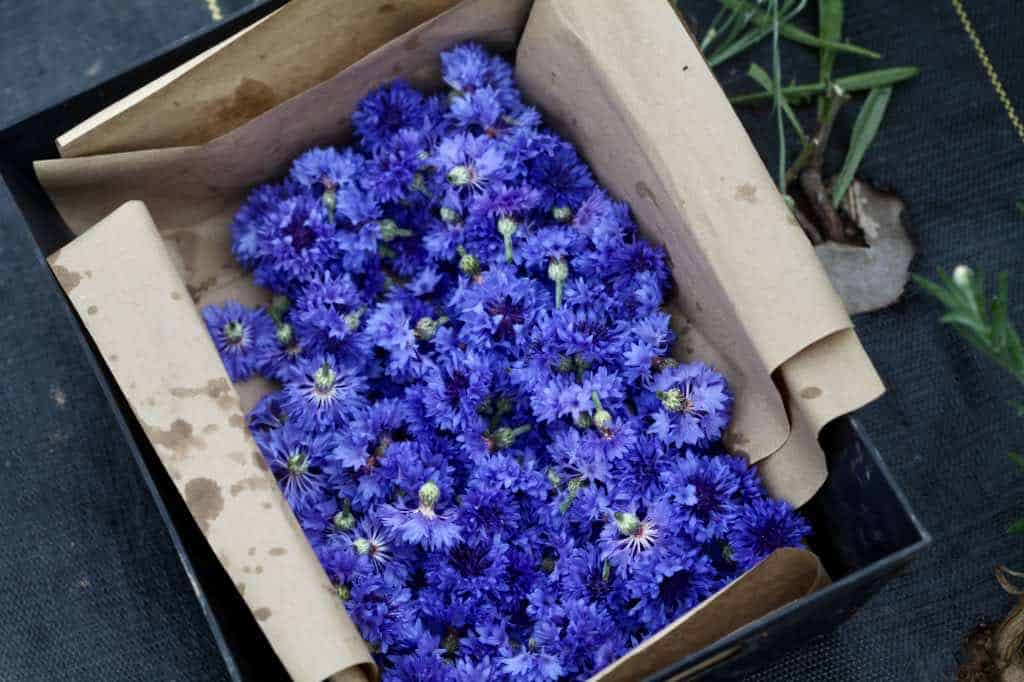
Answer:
205, 0, 224, 22
952, 0, 1024, 145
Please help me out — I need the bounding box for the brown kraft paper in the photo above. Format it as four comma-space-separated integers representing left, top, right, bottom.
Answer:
36, 0, 885, 677
47, 202, 375, 682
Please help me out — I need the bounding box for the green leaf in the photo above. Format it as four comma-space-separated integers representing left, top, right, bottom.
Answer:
748, 63, 807, 144
711, 0, 878, 63
817, 0, 844, 118
1009, 451, 1024, 469
708, 0, 809, 68
730, 66, 919, 104
1018, 197, 1024, 215
1009, 518, 1024, 534
831, 86, 893, 207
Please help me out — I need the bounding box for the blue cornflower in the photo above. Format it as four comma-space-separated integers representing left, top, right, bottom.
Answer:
352, 80, 427, 149
599, 497, 677, 574
291, 270, 368, 359
528, 141, 595, 214
728, 498, 811, 570
431, 133, 511, 195
646, 363, 733, 448
282, 354, 367, 432
630, 544, 718, 631
202, 301, 274, 381
440, 42, 517, 105
254, 424, 333, 511
252, 194, 338, 292
661, 452, 740, 542
382, 480, 462, 551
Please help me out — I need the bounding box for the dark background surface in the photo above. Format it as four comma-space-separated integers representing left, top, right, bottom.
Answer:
0, 1, 1021, 680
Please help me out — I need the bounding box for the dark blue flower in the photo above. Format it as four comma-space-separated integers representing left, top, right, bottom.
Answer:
728, 498, 811, 570
646, 363, 733, 448
353, 80, 427, 149
282, 354, 367, 432
202, 301, 274, 381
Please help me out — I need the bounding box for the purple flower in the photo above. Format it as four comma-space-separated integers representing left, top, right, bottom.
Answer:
282, 354, 367, 432
646, 363, 733, 448
202, 302, 274, 381
728, 498, 811, 570
661, 452, 741, 543
382, 481, 462, 551
353, 80, 427, 149
255, 424, 332, 510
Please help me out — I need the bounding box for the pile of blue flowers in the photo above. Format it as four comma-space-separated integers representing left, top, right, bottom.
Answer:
203, 43, 810, 681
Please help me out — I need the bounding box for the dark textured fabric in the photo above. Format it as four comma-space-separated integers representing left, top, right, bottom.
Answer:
0, 1, 1022, 680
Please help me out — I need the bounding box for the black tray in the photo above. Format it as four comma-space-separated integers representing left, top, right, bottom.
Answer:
0, 2, 930, 679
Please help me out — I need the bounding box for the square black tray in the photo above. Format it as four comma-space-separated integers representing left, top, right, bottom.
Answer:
0, 2, 930, 679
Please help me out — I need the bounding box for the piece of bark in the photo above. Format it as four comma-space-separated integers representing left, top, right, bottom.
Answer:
814, 179, 915, 314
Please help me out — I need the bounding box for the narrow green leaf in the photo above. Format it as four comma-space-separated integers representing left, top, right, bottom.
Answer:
912, 274, 960, 310
730, 66, 919, 104
1009, 518, 1024, 534
831, 86, 893, 207
991, 272, 1011, 352
938, 311, 990, 337
708, 0, 808, 68
712, 0, 879, 62
749, 64, 807, 144
817, 0, 843, 119
1017, 197, 1024, 215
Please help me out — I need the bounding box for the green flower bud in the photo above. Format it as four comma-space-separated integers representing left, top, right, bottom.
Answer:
593, 408, 613, 431
275, 323, 294, 347
418, 480, 440, 509
614, 511, 641, 536
322, 188, 337, 223
457, 246, 481, 278
353, 538, 372, 555
656, 388, 692, 413
223, 321, 245, 345
486, 425, 531, 452
497, 216, 518, 263
286, 451, 308, 475
447, 165, 472, 186
547, 468, 562, 488
440, 206, 461, 224
548, 258, 569, 308
378, 218, 413, 242
414, 316, 448, 341
336, 583, 351, 601
344, 307, 364, 331
269, 295, 290, 322
333, 508, 355, 531
313, 362, 336, 393
552, 206, 572, 222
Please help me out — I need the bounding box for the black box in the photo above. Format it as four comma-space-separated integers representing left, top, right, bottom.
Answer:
0, 3, 930, 679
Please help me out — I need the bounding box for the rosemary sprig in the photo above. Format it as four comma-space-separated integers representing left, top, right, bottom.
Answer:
917, 266, 1024, 534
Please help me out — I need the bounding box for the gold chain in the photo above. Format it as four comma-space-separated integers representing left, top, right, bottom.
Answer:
951, 0, 1024, 144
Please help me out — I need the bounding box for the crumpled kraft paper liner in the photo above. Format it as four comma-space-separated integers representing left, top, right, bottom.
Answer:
46, 201, 375, 682
34, 0, 882, 676
57, 0, 464, 158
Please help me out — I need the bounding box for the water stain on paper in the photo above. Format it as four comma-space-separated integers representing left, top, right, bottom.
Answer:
184, 477, 224, 531
210, 78, 277, 139
635, 181, 660, 209
229, 413, 247, 429
51, 264, 86, 292
230, 475, 274, 496
254, 608, 272, 621
169, 378, 236, 411
252, 450, 269, 471
87, 305, 98, 315
269, 547, 287, 556
145, 419, 205, 458
800, 386, 823, 400
171, 291, 183, 301
203, 424, 220, 434
734, 183, 757, 203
